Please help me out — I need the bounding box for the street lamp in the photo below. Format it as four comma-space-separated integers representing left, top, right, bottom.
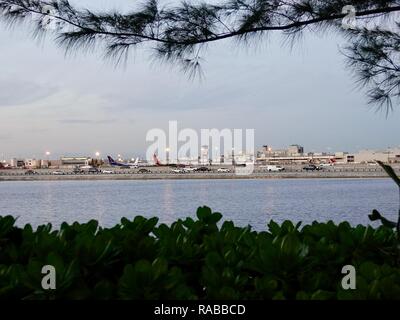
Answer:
94, 152, 101, 168
45, 151, 51, 168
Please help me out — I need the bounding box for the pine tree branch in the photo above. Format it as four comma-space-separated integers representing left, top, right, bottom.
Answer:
1, 0, 400, 110
1, 1, 400, 45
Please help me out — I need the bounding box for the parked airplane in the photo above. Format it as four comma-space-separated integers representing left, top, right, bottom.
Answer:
107, 156, 139, 168
319, 158, 337, 167
153, 154, 186, 168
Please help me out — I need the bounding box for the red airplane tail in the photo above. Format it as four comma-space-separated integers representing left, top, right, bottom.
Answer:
153, 153, 162, 166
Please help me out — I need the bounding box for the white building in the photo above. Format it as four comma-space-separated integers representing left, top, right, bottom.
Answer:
10, 158, 25, 168
60, 157, 92, 168
350, 148, 400, 164
24, 159, 42, 169
200, 146, 209, 164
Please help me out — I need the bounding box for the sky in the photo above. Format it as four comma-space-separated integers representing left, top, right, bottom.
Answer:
0, 0, 399, 160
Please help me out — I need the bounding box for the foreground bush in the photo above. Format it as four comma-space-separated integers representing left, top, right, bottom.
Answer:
0, 206, 399, 300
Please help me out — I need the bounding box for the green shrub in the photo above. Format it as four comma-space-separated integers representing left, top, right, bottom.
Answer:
0, 206, 399, 300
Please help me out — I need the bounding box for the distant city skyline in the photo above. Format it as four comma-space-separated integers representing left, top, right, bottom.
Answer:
2, 144, 400, 161
0, 0, 399, 160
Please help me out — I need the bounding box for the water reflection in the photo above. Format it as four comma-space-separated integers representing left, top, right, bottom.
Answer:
0, 178, 397, 230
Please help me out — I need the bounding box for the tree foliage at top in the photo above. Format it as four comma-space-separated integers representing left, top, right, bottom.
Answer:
0, 0, 400, 111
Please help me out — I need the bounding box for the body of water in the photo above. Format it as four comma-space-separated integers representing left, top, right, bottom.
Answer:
0, 178, 398, 230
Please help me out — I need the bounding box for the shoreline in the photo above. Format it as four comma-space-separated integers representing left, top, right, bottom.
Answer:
0, 172, 393, 181
1, 164, 398, 182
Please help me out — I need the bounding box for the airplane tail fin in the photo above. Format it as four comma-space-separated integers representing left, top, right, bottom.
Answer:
153, 153, 162, 166
134, 157, 139, 165
107, 156, 116, 165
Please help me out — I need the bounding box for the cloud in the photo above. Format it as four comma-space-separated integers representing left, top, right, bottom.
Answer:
0, 79, 58, 107
58, 118, 118, 125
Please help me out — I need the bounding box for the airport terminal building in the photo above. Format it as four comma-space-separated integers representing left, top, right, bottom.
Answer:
60, 157, 92, 168
350, 148, 400, 164
256, 145, 400, 165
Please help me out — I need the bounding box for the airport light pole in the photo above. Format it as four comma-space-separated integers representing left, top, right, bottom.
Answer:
95, 152, 100, 167
166, 148, 170, 165
45, 151, 51, 168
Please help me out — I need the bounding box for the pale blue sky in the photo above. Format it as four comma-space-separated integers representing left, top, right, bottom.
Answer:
0, 0, 399, 159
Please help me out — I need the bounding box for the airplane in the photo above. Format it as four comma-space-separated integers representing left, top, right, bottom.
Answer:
107, 156, 139, 168
153, 154, 186, 168
319, 158, 337, 167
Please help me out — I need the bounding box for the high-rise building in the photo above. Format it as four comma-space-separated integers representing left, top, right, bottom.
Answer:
200, 145, 209, 164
